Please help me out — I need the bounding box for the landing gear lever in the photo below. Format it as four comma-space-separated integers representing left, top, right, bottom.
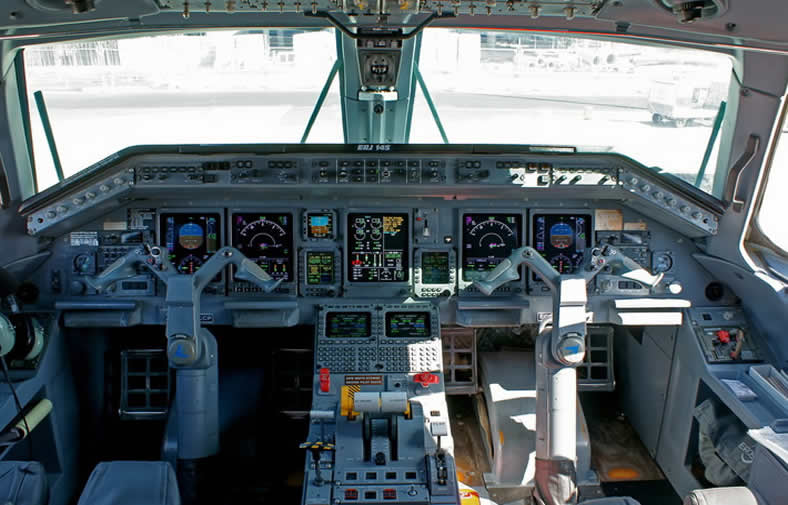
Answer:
473, 245, 662, 505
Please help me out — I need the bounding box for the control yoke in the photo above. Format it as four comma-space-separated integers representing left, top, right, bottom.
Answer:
473, 245, 661, 505
86, 245, 281, 367
473, 244, 662, 296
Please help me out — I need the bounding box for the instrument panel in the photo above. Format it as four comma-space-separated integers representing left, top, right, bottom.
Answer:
55, 203, 694, 305
461, 213, 522, 282
159, 212, 221, 275
30, 147, 722, 326
347, 212, 409, 283
232, 212, 294, 282
532, 212, 592, 277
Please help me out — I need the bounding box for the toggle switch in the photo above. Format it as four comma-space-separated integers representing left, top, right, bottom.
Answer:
319, 367, 330, 392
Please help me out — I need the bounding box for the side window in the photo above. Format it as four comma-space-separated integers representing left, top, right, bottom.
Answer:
756, 104, 788, 253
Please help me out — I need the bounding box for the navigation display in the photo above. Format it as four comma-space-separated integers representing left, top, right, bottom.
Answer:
326, 312, 371, 338
532, 214, 592, 276
306, 251, 335, 285
422, 251, 450, 284
462, 213, 522, 281
233, 213, 294, 282
386, 312, 431, 339
348, 213, 409, 282
160, 213, 220, 274
306, 211, 335, 239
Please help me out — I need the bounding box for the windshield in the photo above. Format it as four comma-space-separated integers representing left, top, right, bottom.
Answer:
25, 28, 733, 195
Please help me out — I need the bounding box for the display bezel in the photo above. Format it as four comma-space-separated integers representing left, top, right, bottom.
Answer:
299, 247, 342, 296
344, 209, 412, 286
156, 208, 224, 281
384, 311, 433, 339
413, 248, 456, 298
229, 210, 297, 287
302, 209, 338, 242
528, 209, 594, 283
458, 209, 525, 295
324, 311, 373, 339
380, 304, 439, 343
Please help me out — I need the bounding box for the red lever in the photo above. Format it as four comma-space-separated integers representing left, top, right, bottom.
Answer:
319, 368, 330, 393
413, 372, 440, 387
716, 330, 730, 344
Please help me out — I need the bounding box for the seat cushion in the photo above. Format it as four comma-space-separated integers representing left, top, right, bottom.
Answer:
683, 487, 764, 505
582, 498, 641, 505
0, 461, 48, 505
78, 461, 180, 505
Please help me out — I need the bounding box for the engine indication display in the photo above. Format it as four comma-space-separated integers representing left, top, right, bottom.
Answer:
233, 213, 294, 282
422, 251, 450, 284
326, 312, 372, 338
385, 312, 431, 339
348, 213, 409, 282
160, 213, 220, 274
462, 213, 522, 281
305, 211, 335, 239
306, 251, 335, 285
533, 214, 592, 276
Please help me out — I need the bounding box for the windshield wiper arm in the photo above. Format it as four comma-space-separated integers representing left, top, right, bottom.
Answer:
301, 60, 342, 144
695, 100, 727, 188
414, 65, 448, 145
33, 90, 64, 183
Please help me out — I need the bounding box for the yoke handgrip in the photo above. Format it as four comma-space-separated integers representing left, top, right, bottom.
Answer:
474, 246, 562, 295
85, 246, 147, 292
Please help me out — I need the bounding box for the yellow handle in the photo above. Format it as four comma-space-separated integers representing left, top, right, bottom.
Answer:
15, 399, 53, 438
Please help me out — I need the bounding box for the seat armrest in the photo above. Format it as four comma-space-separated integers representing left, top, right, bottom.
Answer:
684, 487, 764, 505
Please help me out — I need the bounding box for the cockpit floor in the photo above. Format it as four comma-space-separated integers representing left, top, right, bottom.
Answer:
580, 392, 664, 483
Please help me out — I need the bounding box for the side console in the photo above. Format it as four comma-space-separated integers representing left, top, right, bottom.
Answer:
302, 304, 460, 505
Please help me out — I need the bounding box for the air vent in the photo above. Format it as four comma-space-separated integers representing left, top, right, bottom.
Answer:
119, 349, 171, 420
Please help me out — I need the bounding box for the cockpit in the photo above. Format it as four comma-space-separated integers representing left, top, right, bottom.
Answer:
0, 2, 786, 505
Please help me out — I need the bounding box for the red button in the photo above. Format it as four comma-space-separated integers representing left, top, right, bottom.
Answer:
413, 372, 440, 387
716, 330, 730, 344
319, 367, 330, 392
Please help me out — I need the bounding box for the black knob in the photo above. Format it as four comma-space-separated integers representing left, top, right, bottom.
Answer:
375, 452, 387, 465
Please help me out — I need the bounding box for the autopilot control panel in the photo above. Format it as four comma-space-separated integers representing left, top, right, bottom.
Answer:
303, 304, 458, 505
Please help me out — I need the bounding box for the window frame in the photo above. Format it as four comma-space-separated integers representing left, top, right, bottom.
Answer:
747, 93, 788, 266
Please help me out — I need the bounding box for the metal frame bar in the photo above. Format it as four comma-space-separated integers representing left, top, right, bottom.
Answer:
414, 64, 449, 144
300, 59, 341, 144
335, 30, 349, 144
32, 90, 63, 182
15, 52, 37, 193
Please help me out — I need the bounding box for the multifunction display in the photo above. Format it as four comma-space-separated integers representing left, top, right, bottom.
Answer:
462, 213, 522, 281
533, 213, 591, 275
422, 251, 451, 284
233, 213, 294, 282
326, 312, 372, 338
306, 251, 335, 285
385, 312, 431, 339
160, 213, 220, 274
306, 211, 335, 239
348, 213, 409, 282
